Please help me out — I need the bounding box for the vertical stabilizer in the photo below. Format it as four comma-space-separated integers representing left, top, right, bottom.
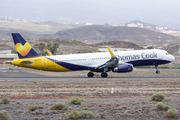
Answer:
12, 33, 40, 59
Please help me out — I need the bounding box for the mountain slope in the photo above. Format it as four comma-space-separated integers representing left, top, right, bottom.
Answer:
55, 25, 180, 43
0, 21, 81, 40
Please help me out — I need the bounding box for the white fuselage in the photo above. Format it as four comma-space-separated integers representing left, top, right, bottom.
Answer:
45, 49, 175, 71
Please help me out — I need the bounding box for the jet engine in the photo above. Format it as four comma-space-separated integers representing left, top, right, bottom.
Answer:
113, 63, 133, 73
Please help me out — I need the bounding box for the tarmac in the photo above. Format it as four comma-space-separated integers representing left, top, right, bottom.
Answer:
0, 68, 180, 81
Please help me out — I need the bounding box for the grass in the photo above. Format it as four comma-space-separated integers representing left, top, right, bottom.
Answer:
148, 112, 154, 116
67, 110, 95, 119
80, 110, 95, 119
165, 109, 178, 118
0, 110, 11, 120
34, 81, 37, 84
156, 102, 164, 111
123, 81, 126, 83
51, 102, 66, 110
163, 105, 170, 111
151, 93, 165, 102
1, 77, 180, 119
70, 98, 83, 105
0, 95, 180, 119
67, 110, 82, 120
1, 98, 10, 104
28, 105, 38, 111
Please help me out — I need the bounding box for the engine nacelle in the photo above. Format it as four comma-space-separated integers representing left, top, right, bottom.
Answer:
113, 64, 133, 73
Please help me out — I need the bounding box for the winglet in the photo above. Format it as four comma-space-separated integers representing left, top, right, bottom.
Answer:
46, 49, 52, 56
107, 47, 115, 57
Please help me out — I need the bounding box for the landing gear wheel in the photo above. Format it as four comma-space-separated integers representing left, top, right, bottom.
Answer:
87, 72, 94, 77
155, 65, 160, 74
101, 72, 108, 78
156, 70, 160, 74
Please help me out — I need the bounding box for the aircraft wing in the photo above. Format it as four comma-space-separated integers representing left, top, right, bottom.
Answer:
96, 56, 118, 69
95, 47, 119, 72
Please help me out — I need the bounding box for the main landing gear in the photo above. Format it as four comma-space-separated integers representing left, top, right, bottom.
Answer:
87, 72, 94, 77
155, 65, 160, 74
87, 72, 108, 78
101, 72, 108, 78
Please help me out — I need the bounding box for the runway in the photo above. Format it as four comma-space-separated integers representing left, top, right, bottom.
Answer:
0, 69, 180, 81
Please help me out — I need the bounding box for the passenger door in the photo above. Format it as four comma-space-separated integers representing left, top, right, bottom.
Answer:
42, 58, 47, 67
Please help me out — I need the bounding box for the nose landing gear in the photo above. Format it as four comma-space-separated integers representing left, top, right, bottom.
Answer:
155, 65, 160, 74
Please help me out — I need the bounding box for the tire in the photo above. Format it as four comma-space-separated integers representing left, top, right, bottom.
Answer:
156, 70, 160, 74
87, 72, 94, 77
101, 72, 108, 78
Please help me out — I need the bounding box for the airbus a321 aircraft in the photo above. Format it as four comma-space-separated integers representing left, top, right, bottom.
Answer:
11, 33, 175, 78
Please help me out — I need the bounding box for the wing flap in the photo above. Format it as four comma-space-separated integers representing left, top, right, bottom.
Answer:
95, 47, 118, 71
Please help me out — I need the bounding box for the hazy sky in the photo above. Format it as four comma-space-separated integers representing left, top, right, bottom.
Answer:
1, 0, 180, 29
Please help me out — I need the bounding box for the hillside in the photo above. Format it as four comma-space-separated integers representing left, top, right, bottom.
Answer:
162, 43, 180, 55
92, 41, 143, 50
126, 20, 161, 31
0, 21, 81, 40
55, 25, 180, 43
1, 21, 179, 44
33, 38, 143, 54
1, 38, 143, 55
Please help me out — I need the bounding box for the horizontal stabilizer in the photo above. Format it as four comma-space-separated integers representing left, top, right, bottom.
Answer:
21, 61, 34, 65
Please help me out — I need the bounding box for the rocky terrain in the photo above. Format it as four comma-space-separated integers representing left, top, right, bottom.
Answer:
0, 21, 82, 40
55, 25, 180, 43
1, 20, 180, 44
1, 97, 180, 120
0, 69, 180, 119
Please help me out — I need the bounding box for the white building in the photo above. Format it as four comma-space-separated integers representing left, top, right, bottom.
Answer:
156, 26, 164, 31
127, 24, 137, 27
98, 48, 134, 52
146, 26, 152, 29
0, 50, 18, 67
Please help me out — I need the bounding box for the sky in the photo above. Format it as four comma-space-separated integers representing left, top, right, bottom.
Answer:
0, 0, 180, 29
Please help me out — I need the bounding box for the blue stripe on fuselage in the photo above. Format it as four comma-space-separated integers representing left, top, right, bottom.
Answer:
128, 59, 171, 66
56, 61, 95, 71
46, 58, 95, 71
46, 57, 170, 71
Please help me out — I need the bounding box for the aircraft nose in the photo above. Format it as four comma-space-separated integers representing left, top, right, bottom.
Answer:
171, 55, 175, 61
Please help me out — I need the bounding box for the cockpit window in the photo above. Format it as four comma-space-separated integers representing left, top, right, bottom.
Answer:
166, 52, 169, 55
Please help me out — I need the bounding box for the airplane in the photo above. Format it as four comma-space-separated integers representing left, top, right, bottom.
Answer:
11, 33, 175, 78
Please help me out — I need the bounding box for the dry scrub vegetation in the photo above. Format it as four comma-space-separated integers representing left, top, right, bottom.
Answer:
0, 78, 180, 119
0, 95, 180, 120
1, 68, 180, 119
1, 79, 180, 98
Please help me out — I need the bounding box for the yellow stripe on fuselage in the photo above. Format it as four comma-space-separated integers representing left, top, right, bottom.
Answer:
11, 57, 70, 72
